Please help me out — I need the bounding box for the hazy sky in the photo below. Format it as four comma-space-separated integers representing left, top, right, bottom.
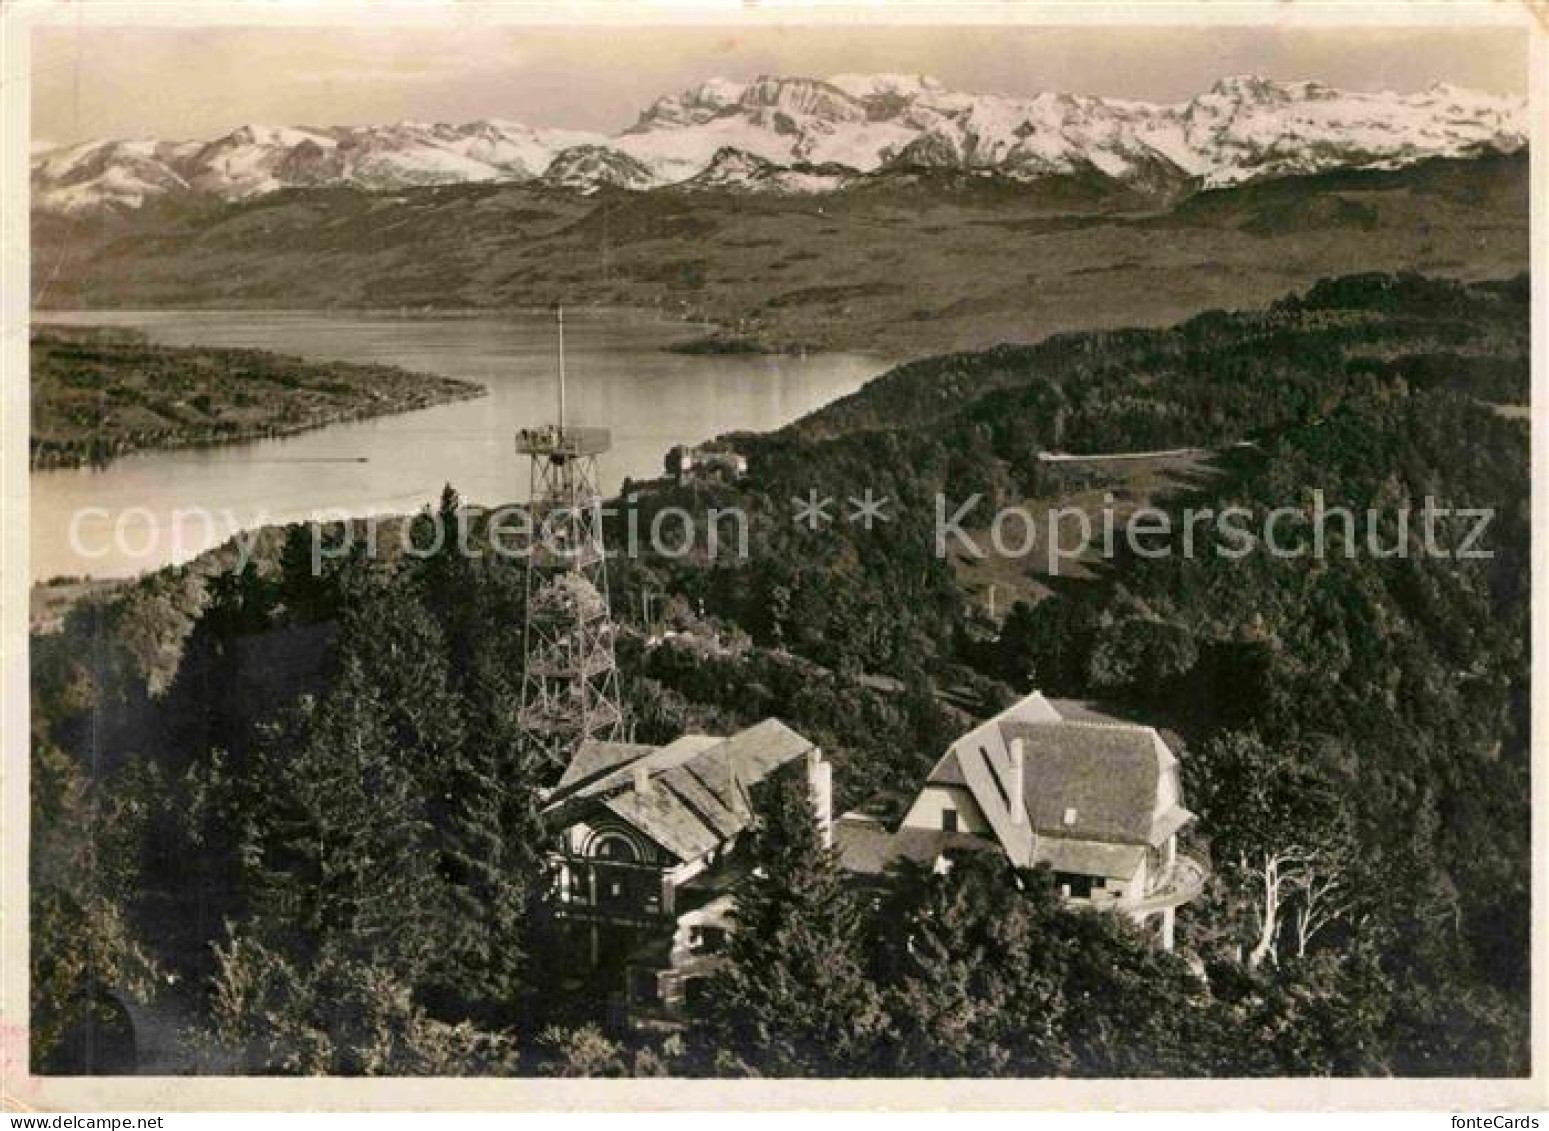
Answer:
32, 24, 1528, 147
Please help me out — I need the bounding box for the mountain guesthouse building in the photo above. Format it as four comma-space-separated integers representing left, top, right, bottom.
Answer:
835, 692, 1207, 950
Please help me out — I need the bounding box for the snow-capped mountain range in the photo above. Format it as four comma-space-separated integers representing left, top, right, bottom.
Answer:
33, 73, 1527, 214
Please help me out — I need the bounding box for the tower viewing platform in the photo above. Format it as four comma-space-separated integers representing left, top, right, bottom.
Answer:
516, 424, 612, 458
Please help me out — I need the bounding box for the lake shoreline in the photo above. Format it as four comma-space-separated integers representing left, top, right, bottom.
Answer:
31, 325, 490, 471
30, 309, 888, 583
35, 305, 857, 362
31, 385, 490, 472
32, 304, 909, 367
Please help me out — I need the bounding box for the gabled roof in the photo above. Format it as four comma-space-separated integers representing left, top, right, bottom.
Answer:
602, 770, 743, 862
546, 718, 817, 864
715, 718, 818, 783
552, 734, 721, 801
556, 740, 658, 793
910, 694, 1194, 870
919, 691, 1062, 866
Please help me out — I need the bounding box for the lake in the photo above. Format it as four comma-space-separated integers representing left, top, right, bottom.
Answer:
31, 309, 887, 581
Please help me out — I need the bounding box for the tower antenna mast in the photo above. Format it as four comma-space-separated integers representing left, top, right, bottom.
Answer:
556, 304, 566, 435
515, 307, 625, 768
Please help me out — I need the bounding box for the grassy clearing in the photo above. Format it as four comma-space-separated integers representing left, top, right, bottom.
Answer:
951, 450, 1225, 617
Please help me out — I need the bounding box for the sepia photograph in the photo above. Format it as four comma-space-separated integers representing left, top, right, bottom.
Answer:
1, 0, 1543, 1114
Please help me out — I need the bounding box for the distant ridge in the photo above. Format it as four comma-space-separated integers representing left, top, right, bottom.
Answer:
32, 73, 1526, 213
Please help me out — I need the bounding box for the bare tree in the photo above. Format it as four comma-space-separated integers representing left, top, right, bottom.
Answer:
1288, 823, 1358, 958
1199, 733, 1354, 970
1244, 846, 1301, 969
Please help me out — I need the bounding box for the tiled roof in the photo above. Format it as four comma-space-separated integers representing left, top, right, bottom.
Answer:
553, 734, 720, 801
555, 740, 658, 793
836, 817, 1149, 881
1050, 698, 1189, 755
1001, 719, 1171, 845
927, 751, 969, 788
834, 816, 998, 876
1045, 698, 1137, 725
546, 718, 817, 864
1033, 835, 1148, 879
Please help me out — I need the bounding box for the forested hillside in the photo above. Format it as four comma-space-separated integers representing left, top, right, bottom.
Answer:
31, 272, 1529, 1075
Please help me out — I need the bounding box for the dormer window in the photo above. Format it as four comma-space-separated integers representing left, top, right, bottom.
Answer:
941, 808, 958, 833
1063, 807, 1079, 827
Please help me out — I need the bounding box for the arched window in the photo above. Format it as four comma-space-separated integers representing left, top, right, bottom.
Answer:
591, 832, 639, 862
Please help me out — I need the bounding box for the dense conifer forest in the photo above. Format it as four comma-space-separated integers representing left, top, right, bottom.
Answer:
30, 272, 1529, 1075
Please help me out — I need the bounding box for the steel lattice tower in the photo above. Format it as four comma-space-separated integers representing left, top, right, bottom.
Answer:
516, 308, 624, 766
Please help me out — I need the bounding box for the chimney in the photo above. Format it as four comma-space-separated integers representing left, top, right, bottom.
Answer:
1010, 737, 1027, 825
809, 751, 833, 848
634, 764, 653, 796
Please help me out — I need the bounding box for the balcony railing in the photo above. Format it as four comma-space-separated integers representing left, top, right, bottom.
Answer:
516, 425, 612, 457
1128, 853, 1208, 914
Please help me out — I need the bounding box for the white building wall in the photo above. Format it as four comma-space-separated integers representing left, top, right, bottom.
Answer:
1153, 757, 1181, 823
901, 784, 993, 834
1111, 854, 1148, 905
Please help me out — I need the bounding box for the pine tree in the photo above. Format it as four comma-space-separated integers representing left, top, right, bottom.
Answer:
29, 735, 159, 1071
161, 566, 272, 766
243, 657, 440, 981
209, 931, 518, 1075
872, 856, 1070, 1076
412, 485, 476, 643
278, 522, 338, 622
426, 652, 548, 1017
331, 577, 466, 821
697, 768, 887, 1076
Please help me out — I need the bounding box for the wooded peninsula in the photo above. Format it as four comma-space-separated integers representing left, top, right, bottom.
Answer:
30, 326, 486, 469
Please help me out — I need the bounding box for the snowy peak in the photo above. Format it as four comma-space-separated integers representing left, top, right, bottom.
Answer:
826, 73, 945, 101
1207, 74, 1300, 103
541, 145, 657, 193
33, 118, 612, 212
678, 147, 855, 194
683, 146, 779, 185
539, 145, 659, 191
737, 75, 870, 125
628, 78, 749, 131
33, 72, 1528, 213
32, 138, 200, 213
1164, 75, 1526, 186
